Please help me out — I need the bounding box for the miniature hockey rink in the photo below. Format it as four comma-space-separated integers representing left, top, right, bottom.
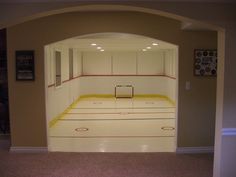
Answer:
49, 97, 176, 152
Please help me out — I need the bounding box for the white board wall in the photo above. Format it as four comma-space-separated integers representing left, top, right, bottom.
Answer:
82, 52, 111, 75
46, 45, 177, 121
112, 52, 137, 75
164, 49, 176, 77
46, 48, 176, 84
79, 76, 175, 98
46, 45, 82, 85
82, 51, 169, 76
73, 49, 82, 77
137, 52, 164, 75
45, 45, 82, 121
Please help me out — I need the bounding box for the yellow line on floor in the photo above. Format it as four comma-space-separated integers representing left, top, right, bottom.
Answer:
49, 94, 175, 127
49, 97, 81, 128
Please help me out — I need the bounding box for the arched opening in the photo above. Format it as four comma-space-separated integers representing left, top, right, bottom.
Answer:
4, 5, 227, 175
6, 10, 218, 152
45, 32, 179, 152
1, 1, 225, 176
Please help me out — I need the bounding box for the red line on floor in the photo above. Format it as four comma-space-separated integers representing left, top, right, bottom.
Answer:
66, 112, 175, 114
71, 107, 175, 109
50, 135, 175, 138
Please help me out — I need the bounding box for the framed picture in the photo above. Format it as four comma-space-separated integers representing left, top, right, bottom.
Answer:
194, 49, 217, 76
15, 50, 35, 81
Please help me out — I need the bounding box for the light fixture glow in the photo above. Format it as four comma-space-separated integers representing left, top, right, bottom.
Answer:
91, 43, 97, 46
142, 49, 147, 51
152, 43, 158, 46
100, 49, 104, 52
97, 47, 101, 49
146, 46, 151, 49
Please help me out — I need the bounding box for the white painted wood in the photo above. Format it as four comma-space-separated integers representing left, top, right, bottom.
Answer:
79, 76, 171, 96
166, 77, 176, 102
173, 48, 177, 77
137, 51, 164, 75
45, 46, 51, 85
82, 51, 112, 75
72, 48, 81, 77
45, 45, 55, 86
46, 45, 82, 122
77, 50, 82, 76
164, 49, 175, 77
47, 78, 80, 121
60, 46, 69, 82
112, 52, 137, 75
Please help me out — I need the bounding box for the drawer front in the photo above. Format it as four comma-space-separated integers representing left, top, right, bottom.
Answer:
50, 119, 175, 137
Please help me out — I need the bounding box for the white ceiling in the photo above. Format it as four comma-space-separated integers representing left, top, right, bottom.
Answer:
53, 33, 177, 52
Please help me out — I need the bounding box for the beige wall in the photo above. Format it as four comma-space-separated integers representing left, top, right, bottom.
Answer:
7, 11, 217, 148
2, 2, 236, 177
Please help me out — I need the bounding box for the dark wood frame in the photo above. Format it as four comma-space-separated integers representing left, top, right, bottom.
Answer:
15, 50, 35, 81
194, 49, 217, 77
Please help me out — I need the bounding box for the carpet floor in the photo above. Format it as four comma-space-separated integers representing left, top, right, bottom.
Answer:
0, 145, 213, 177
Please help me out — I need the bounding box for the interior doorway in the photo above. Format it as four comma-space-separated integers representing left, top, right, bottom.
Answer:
45, 32, 178, 152
0, 29, 9, 135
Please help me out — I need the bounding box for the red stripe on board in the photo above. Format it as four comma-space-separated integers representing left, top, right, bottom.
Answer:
48, 74, 176, 87
82, 74, 163, 77
48, 83, 55, 88
164, 75, 177, 79
62, 75, 82, 83
48, 75, 81, 88
66, 112, 174, 115
50, 135, 174, 138
80, 75, 176, 79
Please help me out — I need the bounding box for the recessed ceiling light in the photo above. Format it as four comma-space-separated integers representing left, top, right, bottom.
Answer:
91, 43, 97, 46
100, 49, 104, 52
147, 46, 151, 49
97, 47, 101, 49
152, 43, 158, 46
142, 49, 147, 51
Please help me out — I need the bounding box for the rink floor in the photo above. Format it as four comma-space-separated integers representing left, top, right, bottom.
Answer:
49, 97, 176, 152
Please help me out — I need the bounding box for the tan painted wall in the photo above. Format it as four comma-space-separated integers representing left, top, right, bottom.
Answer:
2, 2, 236, 177
7, 11, 217, 147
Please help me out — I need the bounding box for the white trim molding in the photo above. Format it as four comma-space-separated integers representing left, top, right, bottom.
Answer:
176, 146, 214, 154
10, 146, 48, 153
222, 128, 236, 136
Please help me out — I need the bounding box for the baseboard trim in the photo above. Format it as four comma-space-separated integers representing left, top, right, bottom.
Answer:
10, 146, 48, 153
176, 146, 214, 154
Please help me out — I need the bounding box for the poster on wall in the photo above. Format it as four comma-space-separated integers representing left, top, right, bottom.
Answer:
15, 50, 35, 81
194, 49, 217, 76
